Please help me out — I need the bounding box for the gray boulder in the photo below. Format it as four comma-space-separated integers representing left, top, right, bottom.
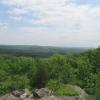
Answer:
12, 90, 24, 97
0, 93, 34, 100
12, 89, 32, 99
0, 94, 19, 100
33, 88, 52, 98
0, 89, 34, 100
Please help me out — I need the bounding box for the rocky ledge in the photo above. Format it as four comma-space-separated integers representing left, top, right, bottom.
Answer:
0, 86, 88, 100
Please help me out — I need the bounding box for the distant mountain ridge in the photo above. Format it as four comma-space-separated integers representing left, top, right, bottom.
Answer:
0, 45, 89, 57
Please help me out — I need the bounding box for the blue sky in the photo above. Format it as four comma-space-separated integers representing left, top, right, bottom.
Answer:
0, 0, 100, 47
71, 0, 100, 5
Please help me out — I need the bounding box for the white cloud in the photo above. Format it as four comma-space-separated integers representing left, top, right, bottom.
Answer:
10, 16, 23, 21
21, 27, 49, 33
8, 7, 28, 15
0, 0, 100, 47
0, 22, 8, 30
1, 0, 66, 5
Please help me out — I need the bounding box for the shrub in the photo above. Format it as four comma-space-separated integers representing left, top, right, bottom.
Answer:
46, 79, 61, 92
47, 80, 79, 96
55, 85, 79, 96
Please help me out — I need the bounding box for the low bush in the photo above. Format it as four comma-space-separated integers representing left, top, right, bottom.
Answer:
47, 80, 79, 96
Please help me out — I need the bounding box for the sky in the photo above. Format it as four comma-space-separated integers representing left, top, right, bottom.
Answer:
0, 0, 100, 47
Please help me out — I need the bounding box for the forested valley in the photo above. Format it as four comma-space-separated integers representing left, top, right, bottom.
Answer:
0, 47, 100, 100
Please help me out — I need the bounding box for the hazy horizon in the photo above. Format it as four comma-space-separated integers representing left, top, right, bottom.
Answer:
0, 0, 100, 47
0, 44, 96, 48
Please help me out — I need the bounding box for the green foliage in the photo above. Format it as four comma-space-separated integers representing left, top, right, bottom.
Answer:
94, 72, 100, 100
0, 47, 100, 97
0, 56, 35, 95
47, 79, 61, 92
55, 85, 79, 96
76, 59, 93, 87
0, 75, 30, 95
10, 75, 30, 90
0, 70, 8, 81
0, 80, 12, 95
47, 80, 79, 96
48, 54, 76, 83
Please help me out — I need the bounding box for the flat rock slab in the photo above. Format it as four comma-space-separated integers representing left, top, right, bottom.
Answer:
0, 94, 19, 100
40, 96, 57, 100
40, 96, 82, 100
56, 96, 79, 100
0, 94, 34, 100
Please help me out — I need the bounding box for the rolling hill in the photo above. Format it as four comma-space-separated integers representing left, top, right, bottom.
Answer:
0, 45, 89, 57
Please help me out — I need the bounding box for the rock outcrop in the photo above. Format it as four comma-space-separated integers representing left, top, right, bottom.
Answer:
0, 86, 88, 100
0, 94, 19, 100
0, 89, 34, 100
33, 88, 52, 98
40, 96, 57, 100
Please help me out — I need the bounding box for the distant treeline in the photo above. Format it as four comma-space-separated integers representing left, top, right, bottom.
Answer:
0, 45, 88, 57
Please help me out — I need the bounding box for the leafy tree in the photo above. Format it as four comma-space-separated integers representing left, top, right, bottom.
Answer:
76, 59, 93, 87
33, 59, 49, 88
